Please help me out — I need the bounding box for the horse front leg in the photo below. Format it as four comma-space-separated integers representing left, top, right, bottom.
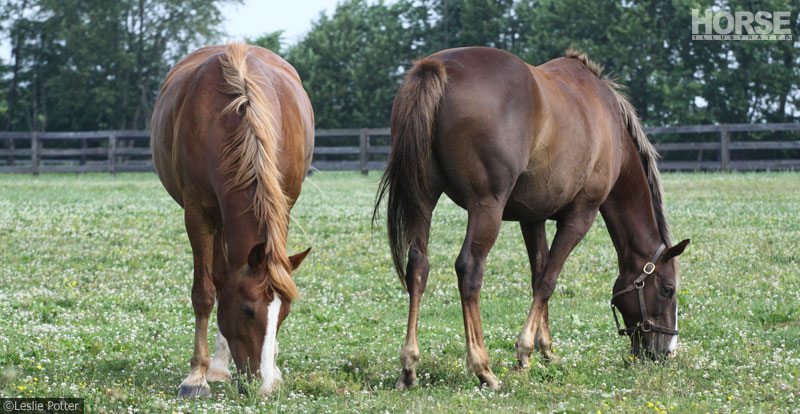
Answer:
178, 207, 216, 398
515, 210, 597, 368
519, 221, 557, 362
207, 232, 232, 383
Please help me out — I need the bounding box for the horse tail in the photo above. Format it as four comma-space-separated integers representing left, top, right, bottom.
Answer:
219, 42, 298, 301
374, 58, 448, 291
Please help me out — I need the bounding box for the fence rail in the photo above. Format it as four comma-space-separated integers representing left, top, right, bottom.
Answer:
1, 123, 799, 175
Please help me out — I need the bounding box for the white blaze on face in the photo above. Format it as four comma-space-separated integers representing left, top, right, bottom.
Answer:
668, 304, 678, 353
258, 295, 282, 394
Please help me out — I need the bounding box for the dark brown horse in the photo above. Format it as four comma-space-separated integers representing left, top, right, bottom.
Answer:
376, 47, 689, 389
151, 43, 313, 397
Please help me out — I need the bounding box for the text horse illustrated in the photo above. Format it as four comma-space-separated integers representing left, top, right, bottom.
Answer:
376, 47, 689, 389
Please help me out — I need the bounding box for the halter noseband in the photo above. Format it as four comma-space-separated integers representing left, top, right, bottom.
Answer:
610, 244, 678, 337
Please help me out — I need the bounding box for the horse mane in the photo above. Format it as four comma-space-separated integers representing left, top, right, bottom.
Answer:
566, 48, 672, 246
218, 42, 299, 301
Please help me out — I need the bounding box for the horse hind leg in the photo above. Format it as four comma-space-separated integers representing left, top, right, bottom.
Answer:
206, 331, 232, 382
517, 221, 557, 366
178, 205, 216, 398
397, 188, 443, 390
455, 202, 505, 390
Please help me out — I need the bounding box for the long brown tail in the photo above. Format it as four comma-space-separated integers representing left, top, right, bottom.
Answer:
374, 58, 448, 290
219, 43, 299, 301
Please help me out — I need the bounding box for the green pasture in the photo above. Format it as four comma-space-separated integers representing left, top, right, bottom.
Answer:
0, 172, 798, 413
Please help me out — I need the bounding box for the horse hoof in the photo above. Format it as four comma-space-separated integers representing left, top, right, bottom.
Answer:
541, 349, 560, 363
206, 368, 232, 382
178, 383, 210, 398
479, 373, 501, 390
395, 373, 417, 390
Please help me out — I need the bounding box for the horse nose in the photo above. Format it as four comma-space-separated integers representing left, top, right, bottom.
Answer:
649, 333, 674, 360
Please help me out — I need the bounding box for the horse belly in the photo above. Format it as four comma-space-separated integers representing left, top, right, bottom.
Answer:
502, 171, 578, 221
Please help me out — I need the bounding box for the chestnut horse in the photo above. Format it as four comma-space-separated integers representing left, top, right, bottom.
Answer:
375, 47, 689, 389
151, 43, 313, 397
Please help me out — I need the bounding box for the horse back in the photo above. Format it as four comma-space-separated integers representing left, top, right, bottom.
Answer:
151, 45, 314, 212
426, 47, 626, 221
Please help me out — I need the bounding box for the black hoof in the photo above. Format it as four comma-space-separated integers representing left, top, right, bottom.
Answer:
395, 370, 417, 390
178, 383, 210, 398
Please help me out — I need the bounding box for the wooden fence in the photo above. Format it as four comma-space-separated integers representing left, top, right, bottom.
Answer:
0, 130, 151, 174
648, 123, 800, 171
1, 123, 799, 175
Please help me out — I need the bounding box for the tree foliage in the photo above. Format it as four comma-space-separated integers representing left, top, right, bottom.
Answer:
286, 0, 799, 128
0, 0, 797, 131
0, 0, 231, 131
284, 0, 424, 128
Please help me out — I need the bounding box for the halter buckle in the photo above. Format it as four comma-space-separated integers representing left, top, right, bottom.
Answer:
634, 280, 645, 289
639, 321, 653, 332
642, 262, 655, 275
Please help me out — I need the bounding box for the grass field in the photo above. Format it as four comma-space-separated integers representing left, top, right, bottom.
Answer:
0, 171, 798, 413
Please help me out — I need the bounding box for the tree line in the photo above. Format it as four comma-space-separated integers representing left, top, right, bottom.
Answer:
1, 0, 798, 133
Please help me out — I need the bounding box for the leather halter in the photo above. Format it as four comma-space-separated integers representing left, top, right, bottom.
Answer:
610, 244, 678, 337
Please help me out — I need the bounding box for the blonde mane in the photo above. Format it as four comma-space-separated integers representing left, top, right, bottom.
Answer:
566, 48, 672, 246
219, 43, 299, 301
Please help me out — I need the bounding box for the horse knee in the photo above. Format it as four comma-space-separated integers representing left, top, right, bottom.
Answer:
191, 283, 215, 314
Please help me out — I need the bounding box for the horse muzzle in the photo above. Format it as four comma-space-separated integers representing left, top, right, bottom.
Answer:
632, 330, 676, 361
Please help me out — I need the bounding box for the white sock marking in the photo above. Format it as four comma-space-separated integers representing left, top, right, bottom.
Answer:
209, 330, 232, 373
259, 295, 282, 394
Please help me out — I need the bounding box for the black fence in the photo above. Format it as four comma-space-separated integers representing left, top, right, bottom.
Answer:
1, 123, 799, 175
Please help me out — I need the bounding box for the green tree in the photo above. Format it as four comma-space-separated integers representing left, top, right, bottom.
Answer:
285, 0, 424, 128
249, 30, 284, 54
429, 0, 518, 51
513, 0, 799, 126
0, 0, 233, 131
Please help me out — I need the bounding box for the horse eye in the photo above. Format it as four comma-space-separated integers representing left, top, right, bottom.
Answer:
660, 286, 675, 299
241, 304, 255, 319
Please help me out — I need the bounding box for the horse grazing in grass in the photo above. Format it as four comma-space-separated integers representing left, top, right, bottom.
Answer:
375, 47, 689, 389
151, 43, 313, 397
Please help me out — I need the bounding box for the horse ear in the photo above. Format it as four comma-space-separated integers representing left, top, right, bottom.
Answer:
664, 239, 690, 260
248, 243, 267, 272
289, 247, 312, 271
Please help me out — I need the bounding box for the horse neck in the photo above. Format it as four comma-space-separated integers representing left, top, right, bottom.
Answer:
600, 141, 664, 275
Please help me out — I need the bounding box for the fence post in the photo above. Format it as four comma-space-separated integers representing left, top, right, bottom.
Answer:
31, 132, 39, 176
719, 124, 730, 171
80, 137, 87, 168
359, 128, 368, 176
108, 132, 117, 176
7, 138, 14, 166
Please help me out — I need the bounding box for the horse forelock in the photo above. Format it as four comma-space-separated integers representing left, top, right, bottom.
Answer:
218, 42, 298, 302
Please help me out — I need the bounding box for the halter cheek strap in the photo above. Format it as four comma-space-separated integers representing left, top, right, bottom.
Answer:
610, 244, 678, 336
